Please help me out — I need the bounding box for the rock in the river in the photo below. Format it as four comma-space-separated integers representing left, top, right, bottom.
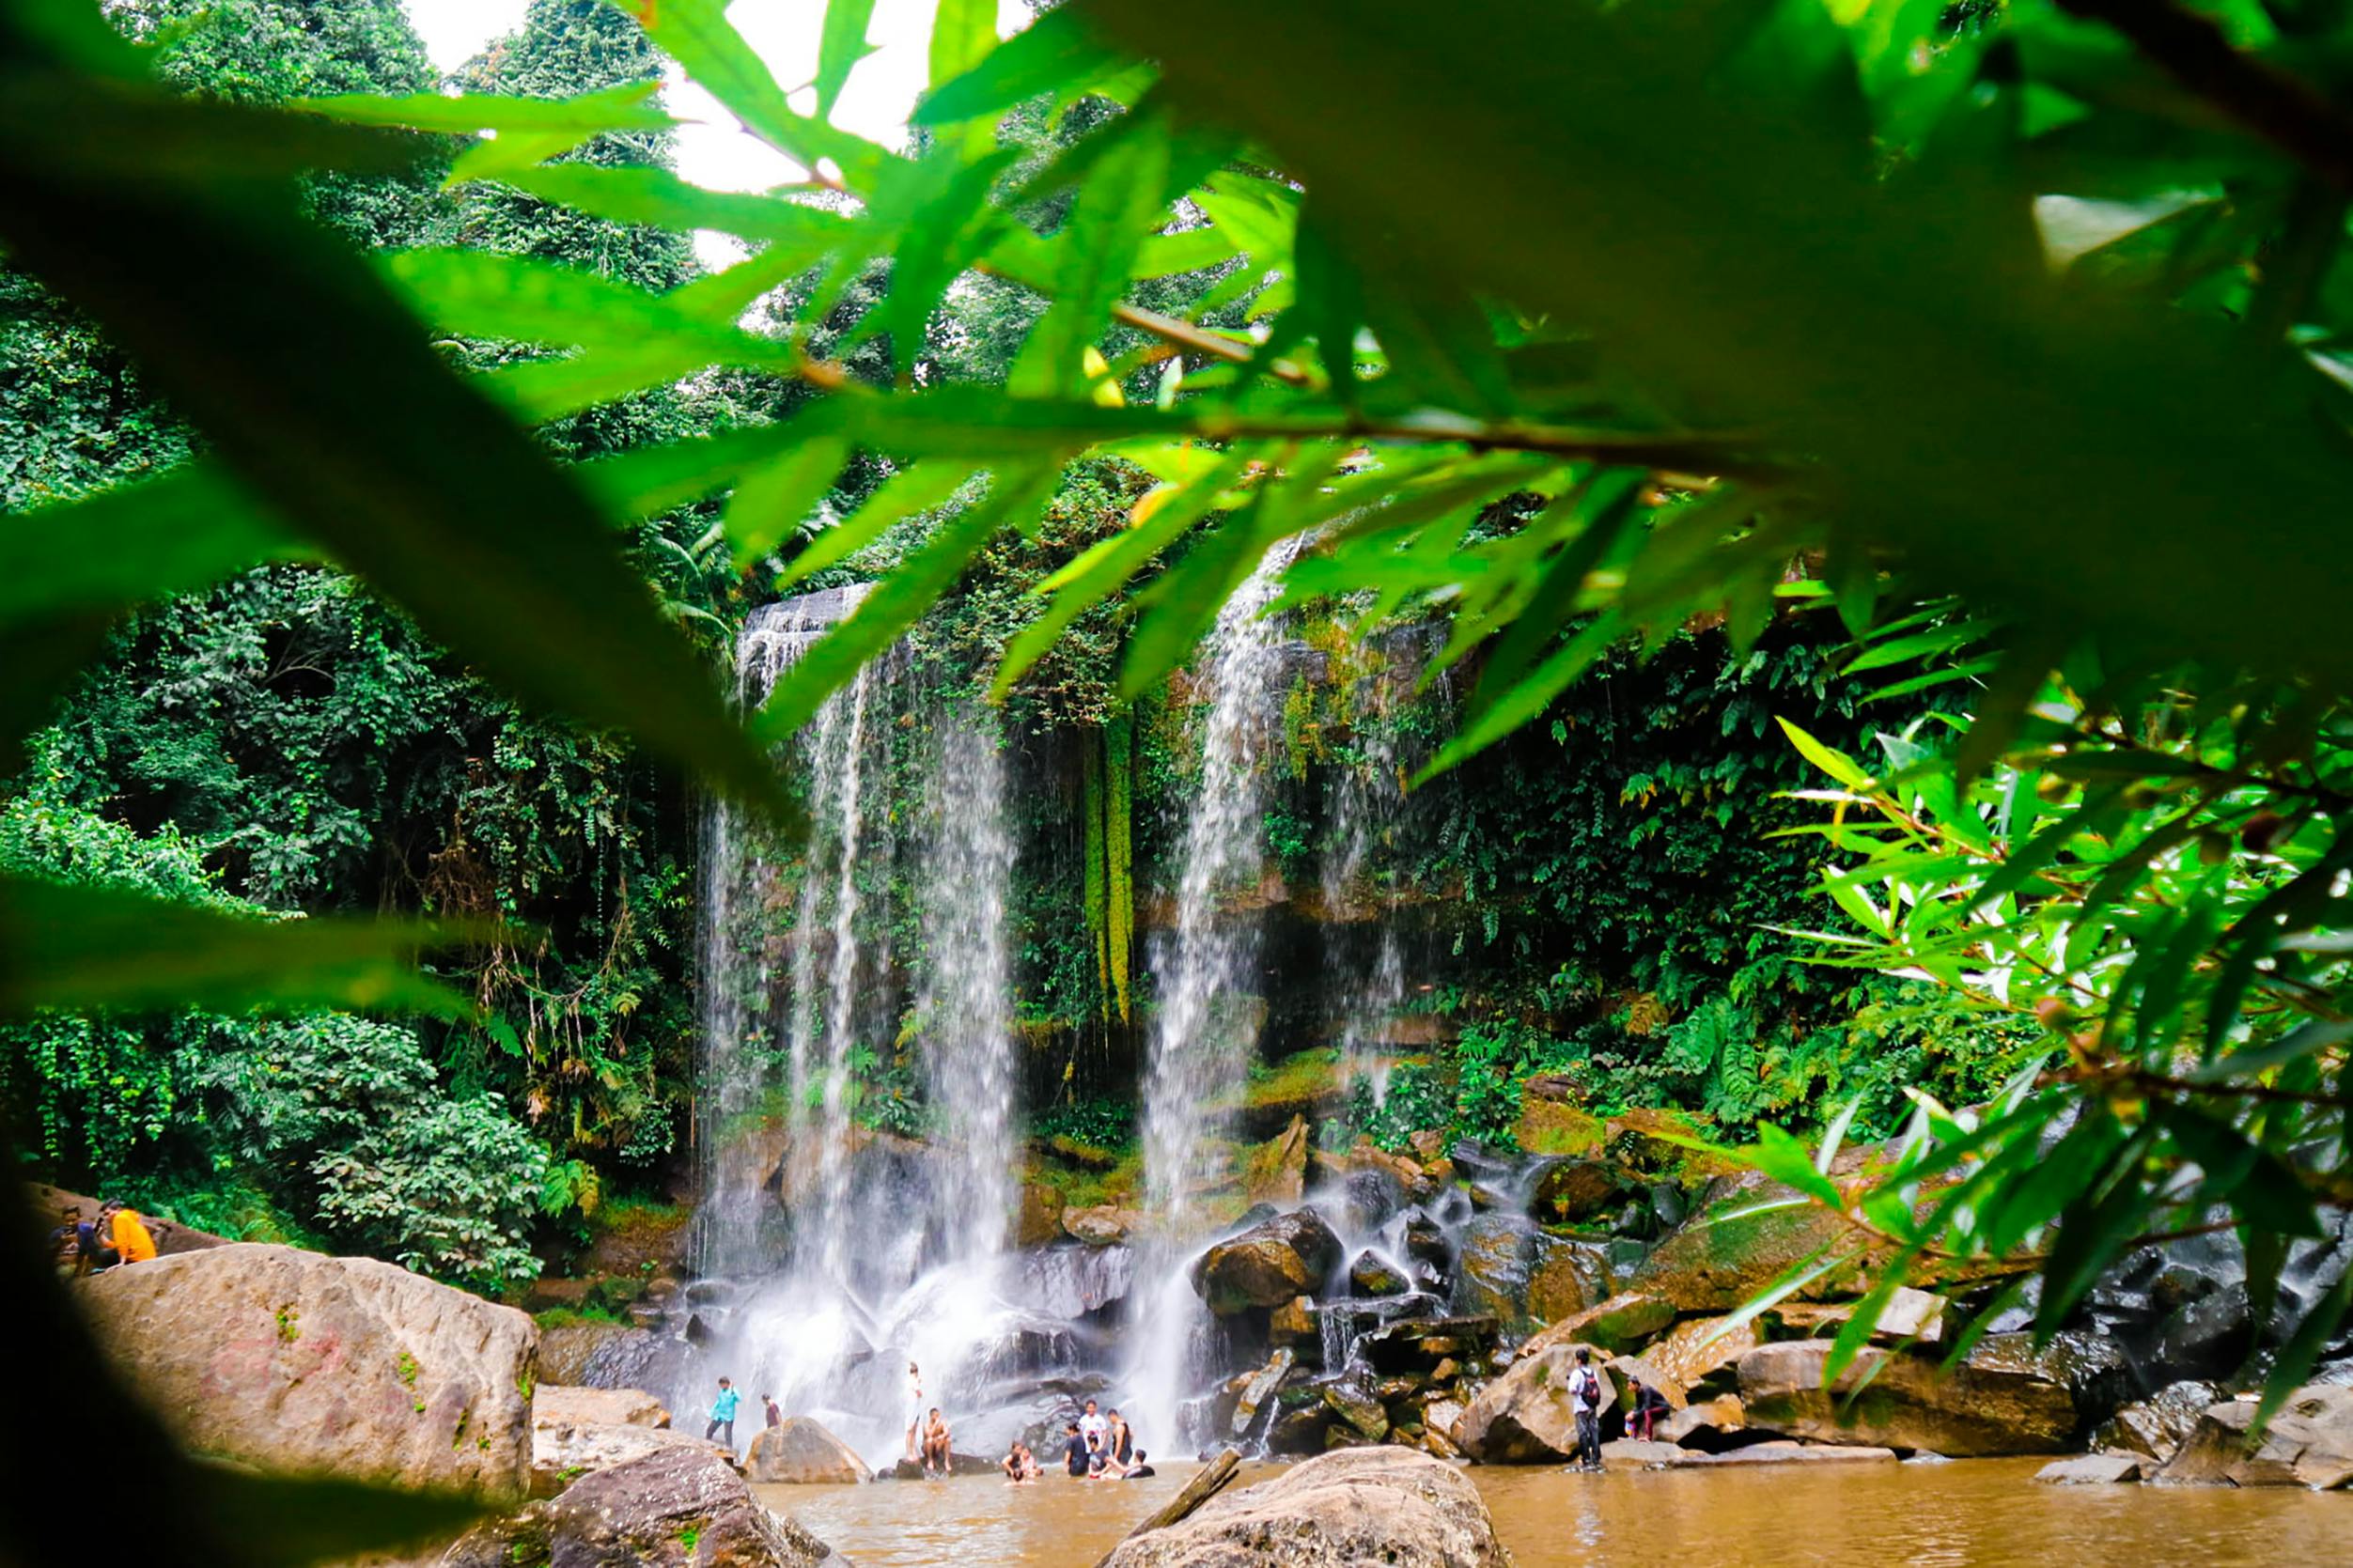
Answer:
1525, 1291, 1675, 1357
1099, 1446, 1507, 1568
538, 1320, 636, 1386
1660, 1393, 1746, 1446
1323, 1374, 1392, 1440
2154, 1385, 2353, 1489
1350, 1250, 1412, 1297
746, 1417, 871, 1484
2038, 1454, 2143, 1485
1243, 1115, 1312, 1207
445, 1446, 844, 1568
1016, 1181, 1064, 1248
1270, 1295, 1320, 1345
1633, 1171, 1855, 1312
1232, 1349, 1297, 1437
79, 1242, 537, 1502
2094, 1380, 2224, 1463
1456, 1342, 1599, 1462
1529, 1159, 1627, 1224
538, 1386, 669, 1429
1064, 1204, 1143, 1246
1636, 1313, 1758, 1395
532, 1421, 729, 1500
1735, 1339, 2078, 1455
1451, 1214, 1534, 1325
1192, 1209, 1342, 1313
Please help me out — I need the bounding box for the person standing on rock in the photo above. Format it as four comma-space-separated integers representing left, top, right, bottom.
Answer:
761, 1392, 782, 1430
705, 1377, 740, 1455
904, 1362, 925, 1463
1569, 1349, 1606, 1472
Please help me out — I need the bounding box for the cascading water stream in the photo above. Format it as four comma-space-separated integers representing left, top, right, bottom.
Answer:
1128, 538, 1303, 1447
687, 590, 1042, 1466
1323, 723, 1407, 1106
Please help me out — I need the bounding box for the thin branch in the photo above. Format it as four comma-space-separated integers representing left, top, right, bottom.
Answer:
2058, 0, 2353, 196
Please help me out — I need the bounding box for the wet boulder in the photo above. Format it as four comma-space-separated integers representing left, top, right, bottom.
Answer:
1735, 1338, 2080, 1455
1268, 1401, 1334, 1454
1231, 1348, 1296, 1438
2154, 1385, 2353, 1488
1403, 1216, 1451, 1271
2038, 1453, 2144, 1485
1455, 1341, 1601, 1463
1634, 1313, 1759, 1396
1099, 1447, 1509, 1568
1524, 1235, 1611, 1325
538, 1386, 669, 1429
1015, 1181, 1064, 1248
1525, 1291, 1675, 1357
2093, 1380, 2224, 1463
1450, 1214, 1534, 1325
532, 1422, 730, 1500
1322, 1372, 1392, 1439
1241, 1115, 1312, 1207
1349, 1250, 1412, 1297
745, 1416, 871, 1484
1192, 1209, 1343, 1313
1632, 1171, 1855, 1312
444, 1446, 846, 1568
1529, 1159, 1628, 1225
1270, 1295, 1321, 1347
78, 1242, 538, 1502
1064, 1204, 1144, 1246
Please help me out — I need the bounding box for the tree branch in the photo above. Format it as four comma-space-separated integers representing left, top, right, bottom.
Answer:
2058, 0, 2353, 195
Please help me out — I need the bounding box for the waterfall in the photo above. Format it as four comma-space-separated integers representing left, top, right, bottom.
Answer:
688, 588, 1043, 1467
916, 716, 1017, 1266
1323, 723, 1407, 1105
1129, 538, 1302, 1449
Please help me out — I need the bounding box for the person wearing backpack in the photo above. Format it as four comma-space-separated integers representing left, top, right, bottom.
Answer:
1568, 1348, 1606, 1472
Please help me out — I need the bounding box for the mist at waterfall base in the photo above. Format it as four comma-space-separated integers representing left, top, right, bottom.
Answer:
662, 557, 1443, 1469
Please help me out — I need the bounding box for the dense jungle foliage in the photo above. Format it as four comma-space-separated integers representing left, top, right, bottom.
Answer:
0, 0, 2004, 1285
8, 4, 2353, 1527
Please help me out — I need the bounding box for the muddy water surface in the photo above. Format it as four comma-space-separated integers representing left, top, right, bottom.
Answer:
761, 1456, 2349, 1567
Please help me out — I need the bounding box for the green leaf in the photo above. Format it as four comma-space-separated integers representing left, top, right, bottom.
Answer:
776, 463, 971, 589
930, 0, 1000, 91
0, 466, 309, 629
1009, 107, 1174, 396
1777, 716, 1874, 791
484, 164, 850, 252
915, 5, 1128, 126
754, 467, 1060, 741
815, 0, 880, 120
288, 84, 671, 136
725, 439, 854, 568
1737, 1122, 1849, 1211
610, 0, 888, 186
381, 249, 794, 368
197, 1467, 485, 1568
0, 878, 469, 1018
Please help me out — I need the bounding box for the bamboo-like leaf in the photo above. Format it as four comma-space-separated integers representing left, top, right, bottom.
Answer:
0, 878, 469, 1018
288, 84, 671, 137
914, 4, 1128, 126
725, 439, 854, 567
776, 464, 971, 589
1010, 107, 1174, 396
815, 0, 880, 120
0, 466, 309, 629
485, 163, 850, 252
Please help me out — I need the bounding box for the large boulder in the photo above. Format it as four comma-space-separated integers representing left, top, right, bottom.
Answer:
2153, 1385, 2353, 1488
443, 1446, 845, 1568
1455, 1341, 1599, 1463
1065, 1204, 1144, 1246
1734, 1338, 2079, 1455
1450, 1214, 1533, 1325
1524, 1291, 1675, 1357
1632, 1172, 1854, 1312
1635, 1313, 1759, 1395
538, 1386, 669, 1429
79, 1242, 538, 1502
538, 1320, 637, 1386
1524, 1235, 1611, 1325
1528, 1159, 1628, 1225
1099, 1446, 1508, 1568
1242, 1115, 1312, 1207
745, 1416, 870, 1484
1192, 1209, 1342, 1313
1015, 1182, 1064, 1248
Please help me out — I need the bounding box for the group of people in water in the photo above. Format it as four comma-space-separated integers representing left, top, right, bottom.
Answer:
1005, 1396, 1153, 1484
48, 1198, 158, 1275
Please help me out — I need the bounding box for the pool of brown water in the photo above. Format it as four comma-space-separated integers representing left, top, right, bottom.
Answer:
759, 1455, 2350, 1567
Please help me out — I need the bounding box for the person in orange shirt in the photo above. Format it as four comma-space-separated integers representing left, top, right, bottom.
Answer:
105, 1202, 158, 1265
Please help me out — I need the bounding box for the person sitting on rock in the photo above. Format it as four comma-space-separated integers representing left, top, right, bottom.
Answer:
106, 1203, 157, 1265
1569, 1349, 1607, 1472
1061, 1421, 1089, 1478
1627, 1377, 1670, 1442
705, 1377, 740, 1454
762, 1392, 782, 1430
921, 1407, 952, 1479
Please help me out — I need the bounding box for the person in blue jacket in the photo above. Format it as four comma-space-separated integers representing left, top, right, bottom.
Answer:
706, 1377, 741, 1454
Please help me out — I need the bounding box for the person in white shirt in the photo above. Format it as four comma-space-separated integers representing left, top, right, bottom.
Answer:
1076, 1398, 1109, 1461
904, 1362, 925, 1463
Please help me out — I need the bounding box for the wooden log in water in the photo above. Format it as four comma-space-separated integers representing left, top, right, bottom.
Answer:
1093, 1447, 1241, 1564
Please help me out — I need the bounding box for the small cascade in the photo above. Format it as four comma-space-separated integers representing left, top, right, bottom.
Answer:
1322, 722, 1407, 1105
1129, 537, 1303, 1450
